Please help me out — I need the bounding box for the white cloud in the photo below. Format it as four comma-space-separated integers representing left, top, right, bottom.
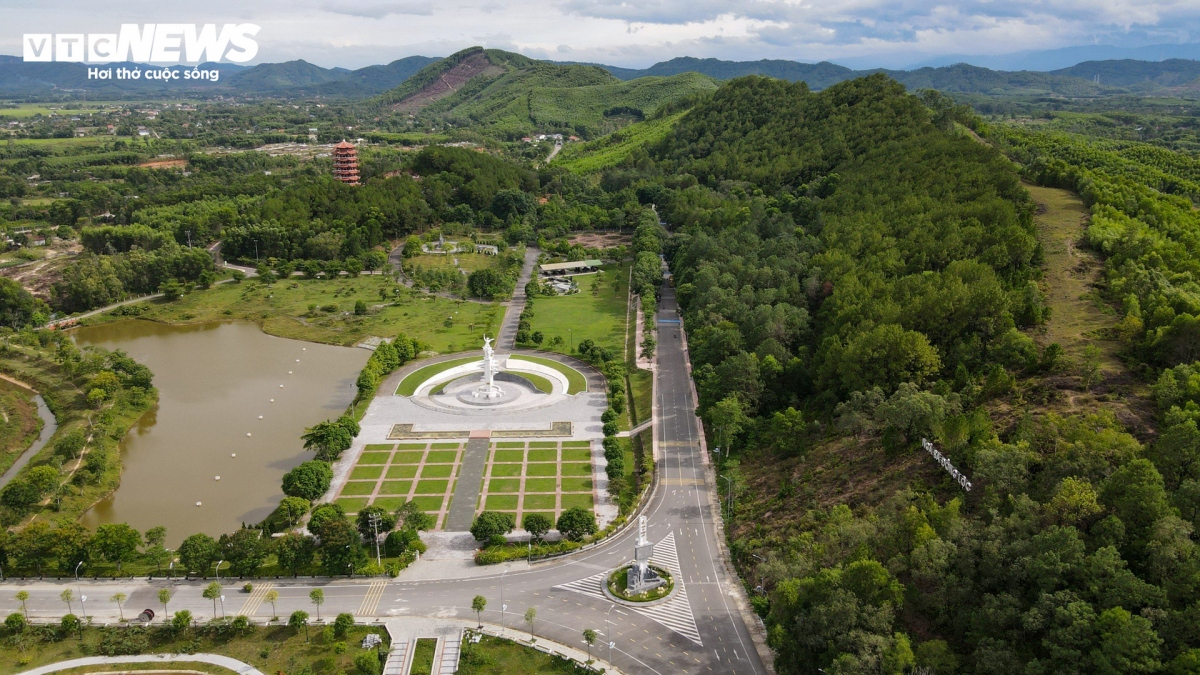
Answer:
0, 0, 1197, 68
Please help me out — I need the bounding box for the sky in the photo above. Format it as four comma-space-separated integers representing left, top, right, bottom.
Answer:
2, 0, 1200, 70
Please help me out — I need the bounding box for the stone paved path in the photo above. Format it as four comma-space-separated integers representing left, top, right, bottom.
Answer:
497, 247, 539, 350
444, 435, 491, 531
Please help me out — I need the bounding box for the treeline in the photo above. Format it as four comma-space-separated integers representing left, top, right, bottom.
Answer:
51, 247, 215, 314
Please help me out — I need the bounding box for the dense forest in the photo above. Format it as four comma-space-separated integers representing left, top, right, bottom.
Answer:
548, 73, 1200, 674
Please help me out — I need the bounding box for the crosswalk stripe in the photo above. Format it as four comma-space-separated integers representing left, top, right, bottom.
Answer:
553, 532, 703, 645
237, 582, 274, 617
357, 580, 388, 616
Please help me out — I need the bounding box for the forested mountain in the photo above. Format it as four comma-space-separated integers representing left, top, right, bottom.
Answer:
541, 73, 1200, 672
375, 47, 719, 139
0, 54, 438, 97
1051, 59, 1200, 91
596, 56, 857, 90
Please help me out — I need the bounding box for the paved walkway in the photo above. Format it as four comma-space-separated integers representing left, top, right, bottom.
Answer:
496, 247, 539, 351
444, 435, 491, 531
19, 653, 266, 675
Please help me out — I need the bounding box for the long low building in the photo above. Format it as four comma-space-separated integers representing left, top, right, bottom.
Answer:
539, 259, 602, 275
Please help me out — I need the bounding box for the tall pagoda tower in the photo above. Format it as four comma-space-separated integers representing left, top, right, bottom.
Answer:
332, 140, 360, 185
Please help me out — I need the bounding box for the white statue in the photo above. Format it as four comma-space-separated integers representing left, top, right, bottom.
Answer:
473, 336, 504, 399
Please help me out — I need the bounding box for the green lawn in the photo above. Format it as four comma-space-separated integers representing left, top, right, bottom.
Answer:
494, 449, 525, 463
511, 370, 553, 393
529, 441, 559, 449
379, 480, 413, 494
523, 494, 556, 510
336, 497, 369, 512
562, 448, 592, 462
420, 464, 454, 478
411, 637, 437, 674
415, 479, 450, 494
488, 478, 521, 493
397, 443, 427, 450
561, 494, 594, 510
560, 477, 593, 492
527, 263, 629, 358
341, 481, 377, 496
523, 478, 557, 493
426, 450, 459, 463
373, 497, 407, 511
412, 496, 445, 511
387, 465, 419, 478
409, 251, 501, 273
0, 623, 389, 675
397, 356, 479, 395
508, 356, 587, 394
496, 441, 525, 448
527, 449, 557, 462
350, 466, 383, 480
431, 442, 461, 449
490, 463, 522, 477
562, 463, 591, 476
562, 440, 590, 448
359, 452, 391, 464
366, 443, 396, 451
393, 451, 425, 464
92, 277, 502, 350
526, 463, 557, 476
486, 494, 519, 510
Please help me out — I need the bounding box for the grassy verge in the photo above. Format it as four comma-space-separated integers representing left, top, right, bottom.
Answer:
0, 385, 44, 476
508, 357, 586, 395
458, 634, 597, 674
509, 371, 553, 394
527, 264, 629, 358
0, 622, 388, 675
410, 637, 437, 673
396, 357, 479, 396
85, 277, 501, 351
0, 336, 156, 528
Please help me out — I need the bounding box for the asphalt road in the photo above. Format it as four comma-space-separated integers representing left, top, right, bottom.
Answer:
5, 283, 768, 675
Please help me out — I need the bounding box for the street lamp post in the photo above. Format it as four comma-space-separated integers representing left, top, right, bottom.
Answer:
219, 595, 225, 618
369, 513, 382, 567
719, 475, 734, 518
500, 568, 509, 631
607, 604, 615, 666
751, 554, 766, 593
214, 560, 223, 581
74, 561, 87, 620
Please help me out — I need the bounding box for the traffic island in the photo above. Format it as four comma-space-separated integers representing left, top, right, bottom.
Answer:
603, 564, 677, 606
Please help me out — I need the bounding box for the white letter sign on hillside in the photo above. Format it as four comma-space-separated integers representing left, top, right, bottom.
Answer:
921, 438, 972, 491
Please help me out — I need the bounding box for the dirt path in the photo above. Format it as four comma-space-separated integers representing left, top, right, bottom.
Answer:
1026, 182, 1154, 433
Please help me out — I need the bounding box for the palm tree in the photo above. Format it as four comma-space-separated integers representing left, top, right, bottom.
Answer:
15, 591, 28, 619
472, 595, 486, 628
265, 589, 279, 620
111, 593, 126, 621
309, 588, 324, 621
157, 588, 172, 620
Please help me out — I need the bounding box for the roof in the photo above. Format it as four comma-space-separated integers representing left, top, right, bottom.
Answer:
334, 140, 356, 149
539, 259, 603, 271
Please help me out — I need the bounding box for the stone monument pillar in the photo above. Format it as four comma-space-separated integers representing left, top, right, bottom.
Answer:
627, 516, 664, 593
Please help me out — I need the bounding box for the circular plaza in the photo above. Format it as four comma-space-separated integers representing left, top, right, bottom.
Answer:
324, 343, 614, 535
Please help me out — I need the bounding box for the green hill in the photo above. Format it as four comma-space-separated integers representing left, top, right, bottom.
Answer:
376, 48, 718, 138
